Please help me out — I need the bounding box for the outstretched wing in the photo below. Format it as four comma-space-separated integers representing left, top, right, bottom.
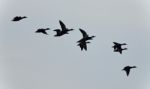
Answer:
119, 49, 122, 54
83, 43, 87, 51
79, 28, 88, 38
59, 20, 66, 31
126, 70, 130, 76
132, 66, 137, 68
113, 42, 120, 45
78, 43, 83, 51
78, 42, 87, 51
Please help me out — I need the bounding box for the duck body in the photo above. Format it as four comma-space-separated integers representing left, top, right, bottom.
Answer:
12, 16, 27, 21
35, 28, 50, 35
122, 66, 137, 76
53, 20, 74, 37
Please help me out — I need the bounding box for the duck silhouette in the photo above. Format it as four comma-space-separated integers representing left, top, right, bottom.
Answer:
77, 28, 95, 43
35, 28, 50, 35
122, 66, 137, 76
77, 29, 95, 51
114, 47, 127, 54
53, 20, 74, 37
112, 42, 127, 51
12, 16, 27, 21
112, 42, 127, 54
77, 41, 90, 51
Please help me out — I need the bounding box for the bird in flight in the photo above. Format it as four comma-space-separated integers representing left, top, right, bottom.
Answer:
77, 28, 95, 43
35, 28, 50, 35
122, 66, 137, 76
12, 16, 27, 21
77, 41, 90, 51
53, 20, 74, 37
77, 29, 95, 51
112, 42, 127, 54
114, 47, 127, 54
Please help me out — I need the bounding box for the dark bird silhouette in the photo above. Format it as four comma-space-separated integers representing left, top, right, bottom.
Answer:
53, 20, 74, 37
122, 66, 137, 76
77, 41, 90, 51
77, 28, 95, 43
112, 42, 127, 51
77, 29, 95, 51
112, 42, 127, 54
35, 28, 50, 35
12, 16, 27, 21
114, 48, 127, 54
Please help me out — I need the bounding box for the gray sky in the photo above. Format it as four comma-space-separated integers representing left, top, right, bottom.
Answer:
0, 0, 150, 89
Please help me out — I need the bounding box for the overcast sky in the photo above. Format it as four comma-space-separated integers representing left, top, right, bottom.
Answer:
0, 0, 150, 89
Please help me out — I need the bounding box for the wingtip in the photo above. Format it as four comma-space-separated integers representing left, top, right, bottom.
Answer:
53, 29, 57, 31
92, 36, 96, 38
23, 16, 27, 18
59, 20, 63, 23
79, 28, 82, 31
124, 48, 128, 50
46, 28, 50, 30
113, 42, 117, 44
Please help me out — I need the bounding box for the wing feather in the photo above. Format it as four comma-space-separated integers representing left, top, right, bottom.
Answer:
59, 20, 66, 31
79, 28, 88, 38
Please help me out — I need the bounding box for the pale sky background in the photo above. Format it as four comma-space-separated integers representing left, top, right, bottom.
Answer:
0, 0, 150, 89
